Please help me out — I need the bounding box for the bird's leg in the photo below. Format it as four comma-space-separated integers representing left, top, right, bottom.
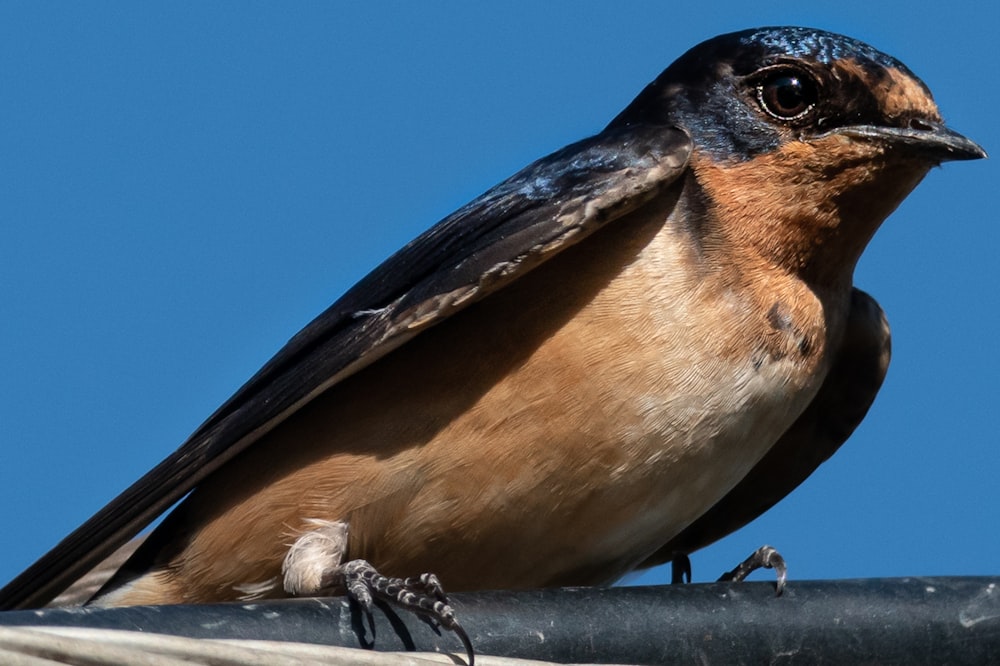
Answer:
670, 553, 692, 584
281, 518, 351, 596
717, 544, 787, 595
282, 519, 473, 665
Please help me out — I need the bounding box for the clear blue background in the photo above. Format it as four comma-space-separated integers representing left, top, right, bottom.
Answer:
1, 2, 996, 592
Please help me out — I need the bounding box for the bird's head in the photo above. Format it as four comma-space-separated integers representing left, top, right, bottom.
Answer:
610, 27, 985, 284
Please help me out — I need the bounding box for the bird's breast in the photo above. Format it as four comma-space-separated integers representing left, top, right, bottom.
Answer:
339, 204, 837, 587
142, 202, 842, 597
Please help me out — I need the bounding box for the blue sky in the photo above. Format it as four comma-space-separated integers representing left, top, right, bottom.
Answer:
1, 2, 996, 594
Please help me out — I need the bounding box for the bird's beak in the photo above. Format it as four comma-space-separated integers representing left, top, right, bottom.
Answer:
832, 120, 987, 162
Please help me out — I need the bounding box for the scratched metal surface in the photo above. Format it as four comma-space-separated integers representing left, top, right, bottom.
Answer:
1, 579, 997, 664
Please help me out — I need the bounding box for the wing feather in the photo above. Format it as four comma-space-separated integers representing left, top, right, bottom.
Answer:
0, 123, 691, 609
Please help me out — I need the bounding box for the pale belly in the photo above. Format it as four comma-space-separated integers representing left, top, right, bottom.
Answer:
380, 302, 826, 587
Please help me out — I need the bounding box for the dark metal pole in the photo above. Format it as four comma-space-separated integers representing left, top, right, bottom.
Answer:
1, 577, 997, 664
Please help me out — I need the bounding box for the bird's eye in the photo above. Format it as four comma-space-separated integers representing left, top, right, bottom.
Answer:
756, 70, 818, 121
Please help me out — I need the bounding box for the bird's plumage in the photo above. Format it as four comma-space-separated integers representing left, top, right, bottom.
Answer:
0, 26, 984, 611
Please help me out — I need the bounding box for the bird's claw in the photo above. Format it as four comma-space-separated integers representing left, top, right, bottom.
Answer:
718, 544, 787, 596
341, 559, 474, 665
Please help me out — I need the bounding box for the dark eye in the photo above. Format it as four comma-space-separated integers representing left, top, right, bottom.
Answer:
756, 70, 818, 120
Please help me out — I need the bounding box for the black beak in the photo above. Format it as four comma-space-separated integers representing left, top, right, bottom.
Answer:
833, 120, 986, 162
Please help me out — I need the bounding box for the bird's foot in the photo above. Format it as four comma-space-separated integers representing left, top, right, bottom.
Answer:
340, 559, 474, 666
282, 521, 473, 664
718, 544, 787, 595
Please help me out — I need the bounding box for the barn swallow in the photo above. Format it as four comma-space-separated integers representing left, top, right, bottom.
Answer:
0, 24, 984, 659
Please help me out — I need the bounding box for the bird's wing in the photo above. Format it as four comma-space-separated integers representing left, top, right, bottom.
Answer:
0, 124, 692, 610
642, 287, 891, 568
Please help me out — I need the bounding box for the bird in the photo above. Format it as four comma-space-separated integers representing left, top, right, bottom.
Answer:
0, 24, 984, 652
